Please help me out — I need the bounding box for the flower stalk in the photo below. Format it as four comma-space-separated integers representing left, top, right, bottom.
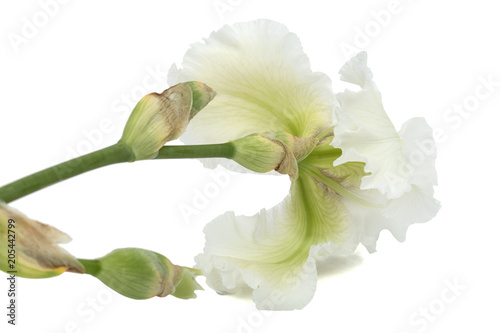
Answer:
0, 143, 134, 204
0, 81, 225, 204
0, 142, 235, 204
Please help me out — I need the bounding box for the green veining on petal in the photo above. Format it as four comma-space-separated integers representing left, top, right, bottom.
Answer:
291, 173, 350, 250
215, 75, 331, 138
234, 169, 352, 287
224, 136, 372, 289
301, 164, 382, 208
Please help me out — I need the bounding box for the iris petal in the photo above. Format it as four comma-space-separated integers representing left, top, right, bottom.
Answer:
195, 173, 357, 310
332, 52, 412, 199
169, 20, 335, 171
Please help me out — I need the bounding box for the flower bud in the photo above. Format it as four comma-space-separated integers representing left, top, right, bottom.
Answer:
79, 248, 202, 300
231, 133, 294, 177
120, 81, 216, 160
0, 202, 84, 278
230, 131, 319, 179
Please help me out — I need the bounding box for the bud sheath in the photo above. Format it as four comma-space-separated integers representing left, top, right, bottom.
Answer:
230, 131, 318, 179
0, 203, 84, 278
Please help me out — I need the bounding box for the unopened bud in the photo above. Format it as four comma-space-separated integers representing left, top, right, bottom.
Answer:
0, 203, 84, 278
79, 248, 203, 300
231, 133, 294, 177
231, 131, 319, 179
120, 81, 216, 160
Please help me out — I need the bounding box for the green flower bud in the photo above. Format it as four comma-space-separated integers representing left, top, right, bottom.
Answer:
0, 202, 84, 278
230, 131, 319, 179
79, 248, 203, 300
231, 133, 288, 174
120, 81, 216, 161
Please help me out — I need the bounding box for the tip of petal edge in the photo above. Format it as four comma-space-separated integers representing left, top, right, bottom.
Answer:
339, 51, 372, 88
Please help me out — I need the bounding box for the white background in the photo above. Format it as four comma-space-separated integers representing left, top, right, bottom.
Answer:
1, 1, 499, 332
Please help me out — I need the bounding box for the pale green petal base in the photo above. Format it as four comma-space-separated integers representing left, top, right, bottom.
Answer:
196, 168, 358, 310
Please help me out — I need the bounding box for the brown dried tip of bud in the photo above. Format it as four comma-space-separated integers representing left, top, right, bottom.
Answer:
0, 203, 84, 278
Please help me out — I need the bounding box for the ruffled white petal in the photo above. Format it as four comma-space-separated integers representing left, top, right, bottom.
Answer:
380, 117, 440, 240
328, 186, 387, 253
169, 19, 335, 171
319, 113, 439, 252
195, 175, 357, 310
332, 52, 411, 199
342, 118, 440, 252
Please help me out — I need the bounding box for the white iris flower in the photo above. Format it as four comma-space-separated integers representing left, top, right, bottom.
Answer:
169, 20, 440, 310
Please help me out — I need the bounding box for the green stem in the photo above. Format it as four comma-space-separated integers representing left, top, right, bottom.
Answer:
154, 142, 234, 159
0, 143, 134, 204
78, 259, 101, 276
0, 142, 235, 204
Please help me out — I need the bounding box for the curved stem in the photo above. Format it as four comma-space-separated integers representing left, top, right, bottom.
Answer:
0, 142, 235, 204
0, 143, 134, 204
